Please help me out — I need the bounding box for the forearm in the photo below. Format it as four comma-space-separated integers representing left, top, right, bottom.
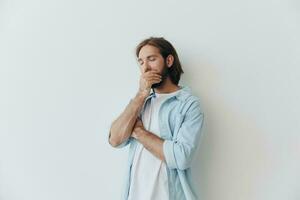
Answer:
109, 92, 147, 147
133, 128, 165, 162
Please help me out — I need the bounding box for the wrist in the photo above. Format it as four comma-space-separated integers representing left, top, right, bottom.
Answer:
134, 91, 148, 102
132, 127, 145, 139
138, 87, 151, 97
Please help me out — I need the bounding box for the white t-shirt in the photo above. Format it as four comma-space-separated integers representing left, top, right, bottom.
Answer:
128, 89, 181, 200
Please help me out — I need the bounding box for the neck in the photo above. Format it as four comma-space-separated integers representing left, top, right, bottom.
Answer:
153, 77, 180, 94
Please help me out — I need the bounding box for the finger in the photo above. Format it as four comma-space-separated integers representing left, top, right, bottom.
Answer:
145, 78, 162, 85
149, 78, 162, 84
145, 76, 161, 82
145, 70, 160, 76
144, 73, 162, 79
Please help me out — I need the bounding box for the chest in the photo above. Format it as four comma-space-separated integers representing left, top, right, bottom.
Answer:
141, 97, 185, 140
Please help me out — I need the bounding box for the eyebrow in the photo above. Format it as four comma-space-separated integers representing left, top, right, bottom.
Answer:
137, 54, 158, 63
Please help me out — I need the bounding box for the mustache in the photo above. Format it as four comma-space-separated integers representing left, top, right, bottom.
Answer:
151, 69, 169, 88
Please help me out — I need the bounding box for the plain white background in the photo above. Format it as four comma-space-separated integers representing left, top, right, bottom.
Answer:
0, 0, 299, 200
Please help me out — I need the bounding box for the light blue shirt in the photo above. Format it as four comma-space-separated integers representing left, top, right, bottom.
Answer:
109, 85, 205, 200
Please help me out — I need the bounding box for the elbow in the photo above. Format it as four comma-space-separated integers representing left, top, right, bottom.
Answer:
108, 129, 121, 148
175, 148, 194, 170
108, 121, 119, 147
176, 160, 192, 170
109, 137, 119, 148
163, 140, 194, 170
108, 129, 130, 148
164, 157, 192, 170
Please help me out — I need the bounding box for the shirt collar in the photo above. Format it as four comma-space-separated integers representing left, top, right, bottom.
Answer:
148, 84, 192, 102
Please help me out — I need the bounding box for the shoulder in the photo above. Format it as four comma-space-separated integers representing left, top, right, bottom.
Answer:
177, 87, 203, 116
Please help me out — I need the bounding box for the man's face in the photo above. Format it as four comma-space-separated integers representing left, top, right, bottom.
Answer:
137, 45, 169, 88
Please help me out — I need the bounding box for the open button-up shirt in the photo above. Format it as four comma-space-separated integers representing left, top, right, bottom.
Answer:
109, 85, 205, 200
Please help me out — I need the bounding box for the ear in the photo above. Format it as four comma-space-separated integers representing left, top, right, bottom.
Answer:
166, 54, 174, 68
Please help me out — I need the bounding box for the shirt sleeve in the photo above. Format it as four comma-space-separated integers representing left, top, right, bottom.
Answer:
163, 99, 204, 170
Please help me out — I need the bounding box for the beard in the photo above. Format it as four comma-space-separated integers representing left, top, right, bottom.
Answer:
151, 64, 169, 89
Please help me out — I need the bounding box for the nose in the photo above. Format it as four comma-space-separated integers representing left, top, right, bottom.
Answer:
141, 63, 151, 72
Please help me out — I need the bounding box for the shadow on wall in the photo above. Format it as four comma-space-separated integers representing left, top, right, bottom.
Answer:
181, 63, 269, 199
0, 165, 4, 200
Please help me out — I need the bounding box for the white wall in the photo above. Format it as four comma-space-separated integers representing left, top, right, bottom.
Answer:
0, 0, 299, 199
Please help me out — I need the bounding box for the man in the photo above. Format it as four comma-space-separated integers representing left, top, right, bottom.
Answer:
108, 37, 204, 200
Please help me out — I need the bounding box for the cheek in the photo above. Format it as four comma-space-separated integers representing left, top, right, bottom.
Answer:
150, 61, 164, 72
149, 66, 160, 73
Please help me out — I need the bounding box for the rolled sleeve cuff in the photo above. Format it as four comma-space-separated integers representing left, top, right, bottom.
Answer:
163, 140, 177, 169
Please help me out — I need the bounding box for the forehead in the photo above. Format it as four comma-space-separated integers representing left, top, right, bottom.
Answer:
138, 45, 161, 59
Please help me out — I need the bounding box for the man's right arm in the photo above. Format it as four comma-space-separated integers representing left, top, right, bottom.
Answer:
108, 65, 162, 148
108, 92, 147, 147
